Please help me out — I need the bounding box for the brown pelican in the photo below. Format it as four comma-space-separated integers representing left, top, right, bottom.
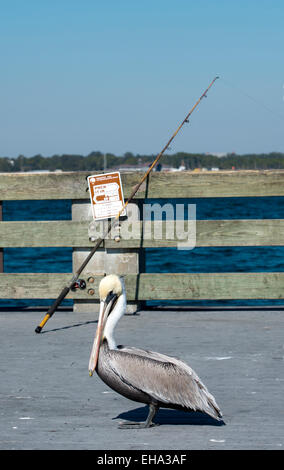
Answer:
89, 274, 222, 428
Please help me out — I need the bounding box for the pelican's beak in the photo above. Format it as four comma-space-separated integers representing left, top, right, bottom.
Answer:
88, 292, 118, 376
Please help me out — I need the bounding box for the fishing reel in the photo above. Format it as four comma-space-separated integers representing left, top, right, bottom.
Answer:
71, 279, 86, 291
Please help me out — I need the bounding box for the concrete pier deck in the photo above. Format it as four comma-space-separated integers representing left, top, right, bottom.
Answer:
0, 307, 283, 450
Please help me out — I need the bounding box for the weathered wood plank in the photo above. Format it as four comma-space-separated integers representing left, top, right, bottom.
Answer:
0, 272, 283, 300
105, 219, 284, 248
1, 219, 284, 247
0, 221, 95, 247
1, 170, 284, 200
196, 219, 284, 247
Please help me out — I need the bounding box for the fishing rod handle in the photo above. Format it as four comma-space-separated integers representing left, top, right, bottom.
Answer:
34, 285, 70, 333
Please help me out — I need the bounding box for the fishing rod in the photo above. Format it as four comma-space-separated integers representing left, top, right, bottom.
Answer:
35, 76, 219, 333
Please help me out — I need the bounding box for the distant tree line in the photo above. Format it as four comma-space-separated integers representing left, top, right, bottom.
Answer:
1, 151, 284, 172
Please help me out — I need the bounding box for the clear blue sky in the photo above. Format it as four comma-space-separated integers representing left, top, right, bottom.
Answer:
0, 0, 283, 157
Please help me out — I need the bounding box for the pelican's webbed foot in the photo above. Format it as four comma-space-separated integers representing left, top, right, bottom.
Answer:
118, 403, 159, 430
118, 421, 159, 429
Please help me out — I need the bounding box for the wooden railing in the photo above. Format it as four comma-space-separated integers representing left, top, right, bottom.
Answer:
0, 170, 284, 310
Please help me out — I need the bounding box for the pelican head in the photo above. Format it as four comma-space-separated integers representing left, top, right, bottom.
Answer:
88, 275, 126, 376
99, 274, 123, 301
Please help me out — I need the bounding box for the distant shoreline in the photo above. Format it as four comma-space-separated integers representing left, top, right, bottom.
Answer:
1, 152, 284, 172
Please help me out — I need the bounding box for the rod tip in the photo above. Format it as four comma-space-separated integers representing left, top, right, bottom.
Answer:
35, 326, 42, 334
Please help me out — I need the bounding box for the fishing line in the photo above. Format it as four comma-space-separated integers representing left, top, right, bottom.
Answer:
220, 77, 284, 123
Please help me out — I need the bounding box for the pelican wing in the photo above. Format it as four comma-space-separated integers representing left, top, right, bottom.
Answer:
108, 345, 222, 420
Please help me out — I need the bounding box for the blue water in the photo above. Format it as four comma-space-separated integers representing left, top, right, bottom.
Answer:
2, 197, 284, 308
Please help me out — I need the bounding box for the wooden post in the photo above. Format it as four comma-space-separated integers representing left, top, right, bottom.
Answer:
72, 199, 142, 313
